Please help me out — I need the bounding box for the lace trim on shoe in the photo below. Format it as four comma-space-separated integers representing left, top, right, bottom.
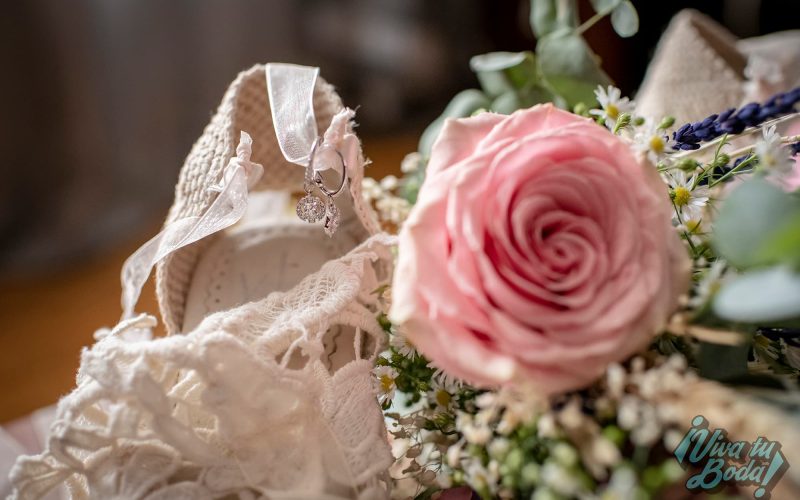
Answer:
10, 234, 397, 500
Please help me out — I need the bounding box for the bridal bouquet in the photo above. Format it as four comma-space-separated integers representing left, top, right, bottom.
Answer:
364, 3, 800, 499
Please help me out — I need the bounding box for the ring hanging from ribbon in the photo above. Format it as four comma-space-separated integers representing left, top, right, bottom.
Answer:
266, 63, 349, 236
296, 138, 347, 235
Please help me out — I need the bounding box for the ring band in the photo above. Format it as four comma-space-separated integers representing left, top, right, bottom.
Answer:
308, 138, 347, 197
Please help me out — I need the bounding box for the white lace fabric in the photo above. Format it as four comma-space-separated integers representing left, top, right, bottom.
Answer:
9, 63, 395, 500
10, 234, 396, 500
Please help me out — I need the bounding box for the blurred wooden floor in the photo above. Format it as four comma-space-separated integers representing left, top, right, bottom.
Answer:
0, 134, 413, 423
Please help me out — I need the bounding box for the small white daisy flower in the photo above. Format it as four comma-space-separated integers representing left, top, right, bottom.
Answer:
634, 119, 672, 162
755, 125, 794, 176
590, 85, 634, 128
689, 260, 727, 308
374, 365, 398, 406
427, 386, 456, 412
429, 363, 463, 390
390, 333, 417, 358
665, 170, 710, 222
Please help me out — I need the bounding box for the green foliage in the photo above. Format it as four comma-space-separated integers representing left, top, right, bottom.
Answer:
470, 51, 538, 97
609, 1, 639, 38
530, 0, 579, 38
417, 89, 491, 158
712, 179, 800, 270
388, 349, 435, 404
712, 178, 800, 324
714, 266, 800, 323
536, 29, 612, 107
416, 0, 638, 162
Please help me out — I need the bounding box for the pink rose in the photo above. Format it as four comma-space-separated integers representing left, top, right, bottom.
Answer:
391, 104, 689, 394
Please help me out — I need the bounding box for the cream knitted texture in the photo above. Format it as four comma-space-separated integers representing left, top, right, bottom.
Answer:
10, 234, 396, 500
635, 9, 747, 125
155, 64, 381, 335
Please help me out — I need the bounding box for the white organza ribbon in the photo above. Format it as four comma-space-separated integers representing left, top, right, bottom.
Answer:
119, 63, 346, 320
119, 133, 263, 319
266, 63, 320, 167
267, 63, 350, 173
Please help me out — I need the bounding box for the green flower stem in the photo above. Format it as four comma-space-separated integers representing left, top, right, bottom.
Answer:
708, 154, 758, 188
671, 201, 698, 255
575, 5, 615, 36
693, 135, 730, 189
612, 113, 631, 134
722, 134, 800, 161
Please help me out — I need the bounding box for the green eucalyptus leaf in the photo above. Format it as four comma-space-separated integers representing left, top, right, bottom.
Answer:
610, 1, 639, 38
530, 0, 578, 38
713, 179, 800, 269
470, 51, 528, 72
520, 85, 558, 107
490, 85, 554, 114
491, 91, 523, 115
470, 51, 538, 98
536, 29, 610, 107
757, 212, 800, 269
714, 266, 800, 323
589, 0, 622, 13
417, 89, 491, 157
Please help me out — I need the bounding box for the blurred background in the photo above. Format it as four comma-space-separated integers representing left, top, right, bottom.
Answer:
0, 0, 795, 423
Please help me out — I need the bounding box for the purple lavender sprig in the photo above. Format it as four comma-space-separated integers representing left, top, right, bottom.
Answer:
672, 87, 800, 151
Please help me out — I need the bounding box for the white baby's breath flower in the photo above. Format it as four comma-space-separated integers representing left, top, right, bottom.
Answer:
606, 363, 627, 399
487, 437, 511, 461
756, 125, 794, 176
374, 365, 398, 405
663, 429, 685, 451
617, 395, 641, 430
590, 85, 634, 128
633, 119, 672, 162
586, 435, 621, 472
537, 412, 559, 438
375, 196, 412, 225
361, 177, 382, 200
380, 174, 399, 191
603, 466, 639, 499
665, 169, 710, 222
464, 460, 500, 496
541, 462, 581, 497
401, 152, 422, 173
390, 333, 416, 358
630, 404, 660, 446
446, 441, 463, 468
456, 413, 492, 445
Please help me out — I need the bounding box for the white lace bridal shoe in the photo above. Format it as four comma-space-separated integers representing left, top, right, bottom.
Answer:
9, 64, 395, 500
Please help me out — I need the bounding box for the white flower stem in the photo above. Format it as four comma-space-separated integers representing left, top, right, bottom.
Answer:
722, 134, 800, 161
